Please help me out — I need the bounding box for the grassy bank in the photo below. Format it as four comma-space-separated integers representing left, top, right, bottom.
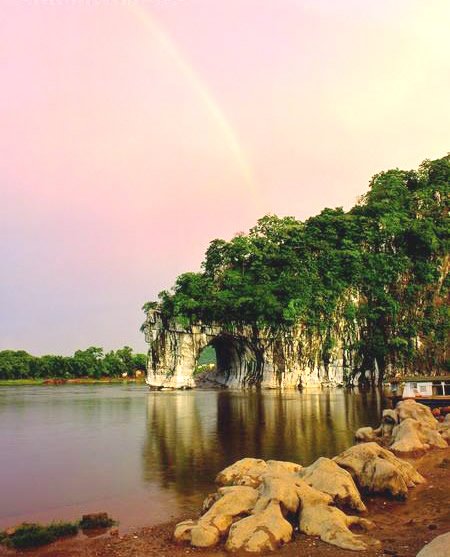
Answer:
0, 379, 46, 386
0, 377, 146, 387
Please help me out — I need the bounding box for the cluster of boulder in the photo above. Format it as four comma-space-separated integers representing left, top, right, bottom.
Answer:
356, 399, 450, 454
175, 399, 449, 553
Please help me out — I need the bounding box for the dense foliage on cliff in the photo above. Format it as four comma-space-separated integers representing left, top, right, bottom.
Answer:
144, 156, 449, 376
0, 346, 147, 380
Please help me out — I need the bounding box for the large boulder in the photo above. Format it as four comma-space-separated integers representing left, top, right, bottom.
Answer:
253, 472, 300, 514
215, 458, 268, 487
390, 417, 448, 454
299, 456, 367, 512
174, 485, 259, 547
226, 500, 293, 552
295, 478, 374, 551
396, 399, 438, 429
215, 457, 302, 487
333, 442, 425, 498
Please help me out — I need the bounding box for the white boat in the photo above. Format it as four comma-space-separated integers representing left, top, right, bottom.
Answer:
388, 375, 450, 409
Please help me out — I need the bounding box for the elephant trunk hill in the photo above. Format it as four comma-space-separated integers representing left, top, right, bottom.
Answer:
142, 156, 449, 389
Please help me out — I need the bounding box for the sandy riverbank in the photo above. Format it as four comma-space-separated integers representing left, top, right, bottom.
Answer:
1, 447, 449, 557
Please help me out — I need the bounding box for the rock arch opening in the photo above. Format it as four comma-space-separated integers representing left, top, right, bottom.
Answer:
196, 344, 217, 373
200, 334, 263, 388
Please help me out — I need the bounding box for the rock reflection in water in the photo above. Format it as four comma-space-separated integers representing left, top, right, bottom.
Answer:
142, 389, 383, 497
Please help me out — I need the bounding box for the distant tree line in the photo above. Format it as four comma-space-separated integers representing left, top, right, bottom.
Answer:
0, 347, 147, 380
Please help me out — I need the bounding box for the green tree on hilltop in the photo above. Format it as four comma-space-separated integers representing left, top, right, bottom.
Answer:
147, 155, 449, 380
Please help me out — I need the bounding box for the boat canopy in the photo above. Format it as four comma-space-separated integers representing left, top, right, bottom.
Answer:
390, 375, 450, 384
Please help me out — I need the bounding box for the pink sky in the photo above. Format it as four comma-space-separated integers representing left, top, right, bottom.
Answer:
1, 0, 449, 354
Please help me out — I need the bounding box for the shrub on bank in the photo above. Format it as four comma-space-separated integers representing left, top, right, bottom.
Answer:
0, 521, 78, 549
0, 513, 116, 549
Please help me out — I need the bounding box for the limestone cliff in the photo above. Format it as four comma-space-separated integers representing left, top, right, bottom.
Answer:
142, 306, 359, 389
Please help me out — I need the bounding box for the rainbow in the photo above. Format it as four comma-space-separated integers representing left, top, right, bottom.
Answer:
127, 2, 258, 200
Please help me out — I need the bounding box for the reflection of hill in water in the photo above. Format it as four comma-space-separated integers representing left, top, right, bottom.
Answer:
142, 389, 383, 496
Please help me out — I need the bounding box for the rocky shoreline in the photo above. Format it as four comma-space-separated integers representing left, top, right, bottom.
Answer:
172, 400, 450, 553
0, 448, 449, 557
1, 401, 449, 557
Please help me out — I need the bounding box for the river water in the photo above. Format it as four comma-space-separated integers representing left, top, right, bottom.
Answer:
0, 385, 384, 531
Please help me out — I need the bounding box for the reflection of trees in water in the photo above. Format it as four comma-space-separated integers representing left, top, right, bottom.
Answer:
216, 389, 383, 466
142, 392, 224, 495
142, 389, 383, 497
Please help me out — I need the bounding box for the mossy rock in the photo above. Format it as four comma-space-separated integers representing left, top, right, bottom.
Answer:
79, 512, 115, 529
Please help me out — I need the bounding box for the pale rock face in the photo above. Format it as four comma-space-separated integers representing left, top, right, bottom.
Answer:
142, 309, 352, 389
416, 532, 450, 557
200, 486, 259, 533
333, 442, 425, 497
230, 466, 372, 551
190, 523, 220, 548
299, 456, 367, 511
173, 519, 196, 542
266, 459, 303, 476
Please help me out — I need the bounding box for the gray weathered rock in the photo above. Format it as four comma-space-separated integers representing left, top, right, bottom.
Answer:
439, 414, 450, 443
416, 531, 450, 557
333, 442, 425, 497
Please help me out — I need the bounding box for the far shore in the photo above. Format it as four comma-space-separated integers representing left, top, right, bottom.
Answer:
0, 378, 147, 386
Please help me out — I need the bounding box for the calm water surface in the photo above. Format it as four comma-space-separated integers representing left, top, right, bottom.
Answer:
0, 385, 384, 531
